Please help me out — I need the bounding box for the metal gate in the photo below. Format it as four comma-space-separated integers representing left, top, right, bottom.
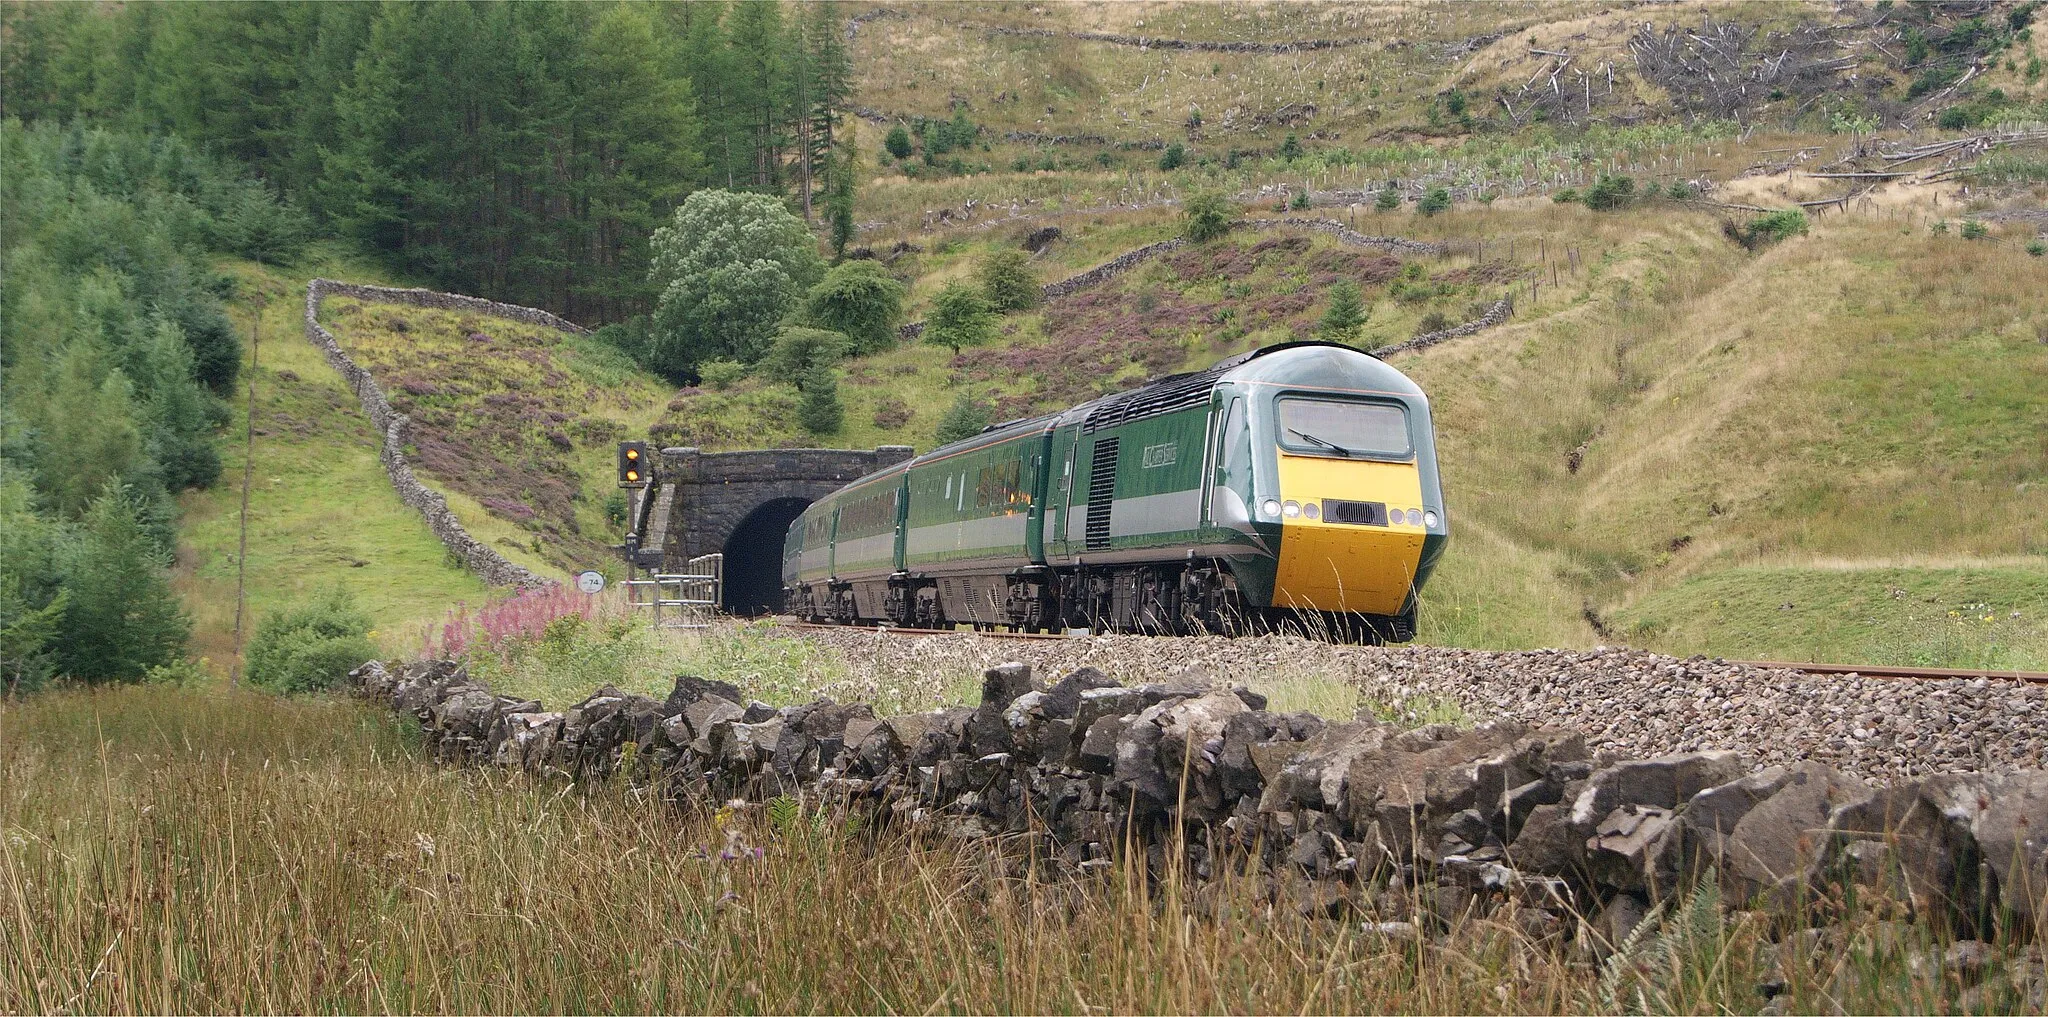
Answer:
625, 553, 722, 628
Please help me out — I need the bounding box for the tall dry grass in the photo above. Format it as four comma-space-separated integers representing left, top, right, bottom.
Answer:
5, 684, 2023, 1014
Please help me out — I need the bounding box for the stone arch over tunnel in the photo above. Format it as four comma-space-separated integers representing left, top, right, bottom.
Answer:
638, 445, 916, 615
721, 496, 811, 616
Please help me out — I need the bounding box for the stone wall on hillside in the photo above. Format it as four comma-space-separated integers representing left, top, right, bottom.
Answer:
896, 220, 1459, 343
303, 279, 554, 590
351, 656, 2048, 944
1373, 297, 1515, 356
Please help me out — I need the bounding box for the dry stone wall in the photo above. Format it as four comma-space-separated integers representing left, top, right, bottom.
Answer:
303, 279, 554, 590
352, 656, 2048, 944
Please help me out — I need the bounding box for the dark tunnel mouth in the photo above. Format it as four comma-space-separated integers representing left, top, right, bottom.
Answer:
721, 496, 812, 616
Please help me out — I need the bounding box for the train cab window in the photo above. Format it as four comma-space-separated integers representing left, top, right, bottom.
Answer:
1276, 398, 1412, 459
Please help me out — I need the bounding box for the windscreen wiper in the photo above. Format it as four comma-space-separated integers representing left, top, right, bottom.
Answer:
1287, 427, 1354, 457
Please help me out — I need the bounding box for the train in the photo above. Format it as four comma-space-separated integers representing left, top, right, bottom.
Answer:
780, 340, 1448, 640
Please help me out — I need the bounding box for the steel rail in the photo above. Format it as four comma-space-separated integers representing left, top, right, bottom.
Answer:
775, 619, 2048, 682
1725, 659, 2048, 685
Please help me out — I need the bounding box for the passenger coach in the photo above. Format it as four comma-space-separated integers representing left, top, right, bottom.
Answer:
783, 341, 1447, 640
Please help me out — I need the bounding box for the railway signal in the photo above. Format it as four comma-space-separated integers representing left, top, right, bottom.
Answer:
617, 441, 650, 487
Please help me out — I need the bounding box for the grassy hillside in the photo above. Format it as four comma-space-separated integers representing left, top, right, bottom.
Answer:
1389, 205, 2048, 664
658, 216, 1501, 449
315, 296, 671, 576
176, 250, 492, 670
163, 1, 2048, 672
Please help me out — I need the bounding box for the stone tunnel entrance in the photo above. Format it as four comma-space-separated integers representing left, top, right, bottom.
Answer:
720, 496, 810, 616
631, 445, 916, 616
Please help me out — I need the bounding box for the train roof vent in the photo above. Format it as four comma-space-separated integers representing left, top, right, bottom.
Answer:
1081, 369, 1217, 433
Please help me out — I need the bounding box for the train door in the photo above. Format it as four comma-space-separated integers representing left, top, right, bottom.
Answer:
1045, 425, 1080, 560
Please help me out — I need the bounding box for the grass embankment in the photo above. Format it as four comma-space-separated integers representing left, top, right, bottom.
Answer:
2, 680, 2010, 1014
315, 294, 671, 577
175, 250, 490, 672
1394, 206, 2048, 665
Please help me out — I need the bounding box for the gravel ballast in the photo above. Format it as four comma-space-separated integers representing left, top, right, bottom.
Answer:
790, 628, 2047, 781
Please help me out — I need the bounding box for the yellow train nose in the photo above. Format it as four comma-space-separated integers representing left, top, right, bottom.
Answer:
1270, 454, 1427, 615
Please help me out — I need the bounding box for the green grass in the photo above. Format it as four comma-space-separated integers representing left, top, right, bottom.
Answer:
1616, 564, 2048, 669
4, 673, 2019, 1013
1389, 207, 2048, 659
177, 249, 491, 672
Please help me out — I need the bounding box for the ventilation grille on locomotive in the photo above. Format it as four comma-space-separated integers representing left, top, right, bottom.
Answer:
1085, 438, 1118, 550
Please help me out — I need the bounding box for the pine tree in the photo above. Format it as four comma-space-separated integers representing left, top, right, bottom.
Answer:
1316, 281, 1368, 343
53, 489, 191, 683
884, 124, 913, 160
796, 362, 843, 434
1374, 186, 1401, 212
725, 0, 785, 190
934, 395, 993, 444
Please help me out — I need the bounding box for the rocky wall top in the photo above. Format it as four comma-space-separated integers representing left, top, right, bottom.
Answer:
351, 654, 2048, 949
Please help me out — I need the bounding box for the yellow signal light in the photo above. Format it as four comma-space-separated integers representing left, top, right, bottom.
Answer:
625, 469, 640, 482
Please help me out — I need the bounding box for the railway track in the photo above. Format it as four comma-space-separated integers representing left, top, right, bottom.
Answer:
775, 619, 2048, 684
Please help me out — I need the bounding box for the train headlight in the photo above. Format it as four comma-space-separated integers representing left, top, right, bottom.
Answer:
1302, 502, 1320, 520
1407, 508, 1423, 526
1261, 499, 1282, 519
1282, 500, 1302, 518
1423, 509, 1439, 529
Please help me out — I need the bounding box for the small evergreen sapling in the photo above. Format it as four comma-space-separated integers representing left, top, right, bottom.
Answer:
1316, 281, 1369, 343
934, 395, 993, 444
796, 363, 844, 434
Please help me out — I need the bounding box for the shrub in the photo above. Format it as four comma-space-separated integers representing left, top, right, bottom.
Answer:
594, 316, 653, 363
246, 591, 378, 695
144, 657, 213, 688
1553, 188, 1581, 204
2028, 240, 2046, 257
924, 282, 996, 351
804, 260, 906, 354
1416, 188, 1451, 216
934, 395, 993, 445
796, 363, 843, 434
873, 396, 912, 429
1932, 219, 1951, 235
1583, 174, 1636, 210
1289, 189, 1311, 210
1667, 180, 1695, 199
698, 359, 747, 390
1960, 219, 1989, 240
1723, 209, 1809, 250
1414, 311, 1452, 336
1445, 90, 1468, 116
1158, 142, 1186, 171
977, 249, 1041, 311
1182, 190, 1238, 242
1279, 134, 1303, 160
884, 125, 913, 159
1374, 187, 1400, 211
763, 327, 851, 387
